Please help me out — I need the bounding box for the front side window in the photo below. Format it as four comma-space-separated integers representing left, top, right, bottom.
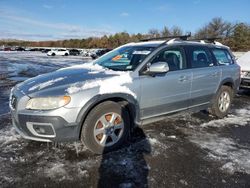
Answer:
212, 49, 233, 65
94, 45, 155, 71
187, 47, 213, 68
150, 48, 186, 71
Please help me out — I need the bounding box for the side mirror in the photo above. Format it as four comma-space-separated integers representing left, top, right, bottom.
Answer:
147, 62, 169, 75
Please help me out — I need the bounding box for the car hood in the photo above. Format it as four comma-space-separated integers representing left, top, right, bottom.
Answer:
16, 65, 118, 95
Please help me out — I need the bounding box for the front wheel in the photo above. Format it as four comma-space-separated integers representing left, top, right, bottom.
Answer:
209, 86, 233, 118
81, 101, 130, 154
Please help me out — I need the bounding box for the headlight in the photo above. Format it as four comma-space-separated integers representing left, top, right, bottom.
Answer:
241, 71, 248, 77
26, 96, 71, 110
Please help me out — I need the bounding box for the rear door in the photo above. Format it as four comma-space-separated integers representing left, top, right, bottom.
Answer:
186, 45, 221, 107
139, 46, 192, 119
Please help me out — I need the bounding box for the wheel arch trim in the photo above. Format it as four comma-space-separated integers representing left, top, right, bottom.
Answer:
76, 93, 140, 139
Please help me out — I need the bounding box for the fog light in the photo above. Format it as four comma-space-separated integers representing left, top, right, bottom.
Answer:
34, 127, 46, 134
26, 122, 56, 138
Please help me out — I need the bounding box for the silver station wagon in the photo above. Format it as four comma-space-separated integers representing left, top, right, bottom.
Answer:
10, 35, 240, 154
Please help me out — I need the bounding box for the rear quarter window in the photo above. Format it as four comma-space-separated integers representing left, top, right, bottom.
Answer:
212, 49, 233, 65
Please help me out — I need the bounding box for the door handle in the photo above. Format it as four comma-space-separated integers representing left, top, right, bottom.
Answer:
179, 76, 188, 82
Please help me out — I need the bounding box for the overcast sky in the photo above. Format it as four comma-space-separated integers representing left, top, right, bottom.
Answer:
0, 0, 249, 41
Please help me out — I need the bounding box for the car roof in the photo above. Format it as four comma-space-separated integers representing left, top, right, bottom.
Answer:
129, 40, 229, 49
127, 40, 165, 47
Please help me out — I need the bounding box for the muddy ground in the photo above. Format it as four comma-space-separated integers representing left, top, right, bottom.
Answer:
0, 52, 250, 188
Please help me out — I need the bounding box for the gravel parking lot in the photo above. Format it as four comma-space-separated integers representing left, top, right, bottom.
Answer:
1, 52, 250, 188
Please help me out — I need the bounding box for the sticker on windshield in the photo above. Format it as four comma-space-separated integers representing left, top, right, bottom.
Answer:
112, 55, 122, 61
133, 51, 151, 55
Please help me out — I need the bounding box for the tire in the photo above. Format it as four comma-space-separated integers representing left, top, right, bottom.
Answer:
209, 86, 233, 118
65, 53, 68, 56
81, 101, 130, 154
52, 53, 55, 56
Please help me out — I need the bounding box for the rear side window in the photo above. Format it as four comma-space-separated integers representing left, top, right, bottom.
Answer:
187, 47, 213, 68
212, 49, 233, 65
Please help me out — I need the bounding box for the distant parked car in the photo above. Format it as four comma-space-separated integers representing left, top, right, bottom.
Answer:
81, 50, 92, 57
91, 49, 112, 59
15, 47, 25, 51
69, 49, 80, 56
42, 49, 51, 53
4, 47, 11, 51
47, 49, 69, 56
237, 51, 250, 89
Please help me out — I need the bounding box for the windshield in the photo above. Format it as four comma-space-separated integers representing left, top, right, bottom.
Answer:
94, 45, 155, 71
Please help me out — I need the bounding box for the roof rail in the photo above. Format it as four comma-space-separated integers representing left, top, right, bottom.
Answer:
140, 32, 191, 42
188, 37, 222, 43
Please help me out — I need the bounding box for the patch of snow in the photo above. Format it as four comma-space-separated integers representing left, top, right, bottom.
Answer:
8, 63, 30, 76
66, 72, 136, 98
29, 77, 66, 91
98, 73, 136, 97
160, 132, 166, 137
0, 127, 20, 146
148, 137, 159, 145
200, 106, 250, 128
45, 162, 68, 179
200, 115, 248, 128
221, 162, 236, 174
59, 62, 103, 72
2, 176, 14, 183
167, 135, 177, 139
77, 168, 89, 177
189, 132, 250, 174
143, 164, 151, 170
66, 79, 101, 94
179, 179, 188, 186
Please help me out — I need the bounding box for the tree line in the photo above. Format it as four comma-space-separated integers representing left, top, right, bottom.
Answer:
1, 17, 250, 51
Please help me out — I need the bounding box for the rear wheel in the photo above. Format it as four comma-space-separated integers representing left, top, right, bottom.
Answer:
65, 53, 68, 56
209, 86, 233, 118
81, 101, 130, 154
52, 53, 55, 56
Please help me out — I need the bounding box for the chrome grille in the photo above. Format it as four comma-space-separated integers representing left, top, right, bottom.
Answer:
246, 72, 250, 77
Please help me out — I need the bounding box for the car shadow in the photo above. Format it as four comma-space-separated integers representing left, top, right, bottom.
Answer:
97, 105, 151, 188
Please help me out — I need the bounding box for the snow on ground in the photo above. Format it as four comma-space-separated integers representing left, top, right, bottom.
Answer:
186, 106, 250, 174
200, 106, 250, 128
0, 51, 91, 81
0, 126, 20, 148
189, 132, 250, 174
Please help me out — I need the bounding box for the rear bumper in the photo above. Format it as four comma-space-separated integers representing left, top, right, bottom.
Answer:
11, 113, 81, 142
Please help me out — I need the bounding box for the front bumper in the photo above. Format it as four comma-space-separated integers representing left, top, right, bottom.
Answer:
11, 113, 81, 142
240, 78, 250, 89
10, 87, 82, 142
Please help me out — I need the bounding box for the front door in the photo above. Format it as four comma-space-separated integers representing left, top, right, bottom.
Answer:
139, 47, 192, 119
